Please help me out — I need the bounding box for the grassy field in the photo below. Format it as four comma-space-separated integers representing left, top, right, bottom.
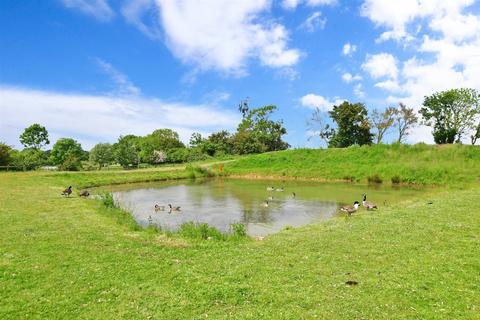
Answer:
1, 147, 479, 319
223, 144, 480, 185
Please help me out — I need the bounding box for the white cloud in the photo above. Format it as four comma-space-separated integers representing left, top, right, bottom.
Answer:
94, 58, 141, 96
300, 94, 344, 112
282, 0, 337, 10
342, 42, 357, 56
300, 11, 326, 32
353, 83, 366, 98
61, 0, 114, 21
121, 0, 162, 40
341, 72, 362, 83
362, 53, 398, 79
156, 0, 300, 75
0, 86, 238, 150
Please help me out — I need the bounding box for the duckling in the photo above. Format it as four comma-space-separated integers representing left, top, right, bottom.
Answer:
168, 204, 181, 212
275, 187, 284, 192
362, 194, 378, 210
79, 190, 90, 197
154, 204, 165, 211
266, 186, 275, 191
262, 200, 269, 208
340, 201, 360, 215
61, 186, 72, 197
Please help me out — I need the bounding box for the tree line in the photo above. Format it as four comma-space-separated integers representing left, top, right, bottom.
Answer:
0, 102, 289, 171
308, 88, 480, 147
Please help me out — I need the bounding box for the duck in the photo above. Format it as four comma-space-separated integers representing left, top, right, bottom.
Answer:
79, 190, 90, 197
168, 204, 181, 212
262, 200, 269, 208
340, 201, 360, 215
275, 187, 284, 192
266, 186, 275, 191
362, 194, 378, 210
154, 204, 165, 211
61, 186, 72, 197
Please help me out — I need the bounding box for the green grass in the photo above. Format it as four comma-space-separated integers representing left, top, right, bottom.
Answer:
1, 152, 479, 319
223, 144, 480, 185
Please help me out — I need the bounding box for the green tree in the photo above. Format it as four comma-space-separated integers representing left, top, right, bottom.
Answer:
328, 102, 373, 148
13, 148, 45, 171
139, 129, 185, 163
0, 143, 15, 166
232, 105, 289, 154
306, 108, 335, 148
393, 103, 418, 143
369, 107, 396, 144
419, 88, 480, 144
207, 130, 233, 155
50, 138, 84, 167
89, 143, 113, 169
114, 135, 140, 168
19, 124, 50, 149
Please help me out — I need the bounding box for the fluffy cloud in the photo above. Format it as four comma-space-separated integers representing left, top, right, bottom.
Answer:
0, 86, 238, 150
282, 0, 337, 10
61, 0, 114, 21
300, 11, 326, 32
362, 53, 398, 79
157, 0, 300, 75
300, 94, 344, 112
342, 42, 357, 56
341, 72, 362, 83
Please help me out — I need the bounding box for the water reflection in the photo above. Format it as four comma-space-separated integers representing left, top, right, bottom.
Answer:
111, 178, 429, 236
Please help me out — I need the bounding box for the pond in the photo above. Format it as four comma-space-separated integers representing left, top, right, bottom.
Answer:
110, 178, 431, 237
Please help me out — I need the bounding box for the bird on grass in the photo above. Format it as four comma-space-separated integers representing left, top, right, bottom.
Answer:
154, 204, 165, 211
79, 190, 90, 197
266, 186, 275, 191
340, 201, 360, 215
262, 200, 269, 208
62, 186, 72, 197
168, 204, 181, 212
362, 194, 378, 210
267, 196, 274, 201
275, 187, 284, 192
292, 192, 296, 198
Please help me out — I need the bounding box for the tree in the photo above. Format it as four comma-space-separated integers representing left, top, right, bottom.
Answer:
471, 122, 480, 145
0, 143, 15, 166
89, 143, 113, 169
328, 102, 373, 148
50, 138, 84, 167
419, 88, 480, 144
393, 103, 418, 143
189, 133, 204, 148
14, 148, 45, 171
139, 129, 185, 163
114, 135, 140, 168
232, 105, 289, 154
207, 130, 233, 155
19, 124, 50, 149
306, 107, 335, 147
369, 107, 396, 144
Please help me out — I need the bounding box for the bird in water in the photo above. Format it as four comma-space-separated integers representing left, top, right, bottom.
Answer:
62, 186, 72, 197
362, 194, 378, 210
79, 190, 90, 197
267, 196, 274, 201
262, 200, 269, 208
340, 201, 360, 215
168, 204, 181, 212
154, 204, 165, 211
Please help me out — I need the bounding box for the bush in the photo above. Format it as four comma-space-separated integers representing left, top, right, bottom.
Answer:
368, 174, 383, 184
101, 192, 115, 208
59, 155, 82, 171
231, 222, 247, 237
391, 175, 401, 184
178, 222, 225, 240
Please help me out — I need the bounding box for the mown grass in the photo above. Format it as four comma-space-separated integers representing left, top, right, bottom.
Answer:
223, 144, 480, 185
0, 152, 479, 319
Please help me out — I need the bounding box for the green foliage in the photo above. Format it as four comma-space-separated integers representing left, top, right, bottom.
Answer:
232, 105, 289, 154
367, 174, 383, 184
13, 148, 45, 170
231, 222, 247, 237
391, 175, 401, 184
89, 143, 113, 169
139, 129, 185, 163
0, 142, 15, 166
178, 222, 225, 240
328, 101, 373, 147
113, 135, 140, 168
420, 88, 480, 144
369, 107, 396, 144
19, 123, 50, 149
50, 138, 84, 167
58, 154, 82, 171
100, 192, 115, 208
393, 103, 418, 143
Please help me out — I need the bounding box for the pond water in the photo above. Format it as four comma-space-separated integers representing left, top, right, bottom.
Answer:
110, 178, 431, 236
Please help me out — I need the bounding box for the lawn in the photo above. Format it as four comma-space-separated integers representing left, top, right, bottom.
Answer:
1, 149, 479, 319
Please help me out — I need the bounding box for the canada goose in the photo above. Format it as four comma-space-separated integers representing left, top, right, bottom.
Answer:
275, 187, 284, 192
292, 192, 296, 198
262, 200, 269, 208
62, 186, 72, 197
267, 196, 274, 201
266, 186, 275, 191
154, 204, 165, 211
340, 201, 360, 215
79, 190, 90, 197
168, 204, 181, 211
362, 194, 378, 210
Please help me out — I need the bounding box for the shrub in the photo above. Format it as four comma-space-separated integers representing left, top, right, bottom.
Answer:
59, 155, 82, 171
368, 174, 383, 184
231, 222, 247, 237
178, 222, 225, 240
101, 192, 115, 208
391, 175, 401, 184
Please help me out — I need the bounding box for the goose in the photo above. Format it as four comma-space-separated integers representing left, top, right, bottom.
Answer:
266, 186, 275, 191
340, 201, 360, 215
79, 190, 90, 197
267, 196, 274, 201
61, 186, 72, 197
362, 194, 378, 210
262, 200, 269, 208
275, 187, 284, 192
154, 204, 165, 211
292, 192, 296, 198
168, 204, 181, 212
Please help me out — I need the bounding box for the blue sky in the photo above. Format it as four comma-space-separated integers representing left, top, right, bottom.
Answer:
1, 0, 480, 150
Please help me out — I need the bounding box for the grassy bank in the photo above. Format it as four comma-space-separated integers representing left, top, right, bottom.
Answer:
223, 144, 480, 185
1, 155, 479, 319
